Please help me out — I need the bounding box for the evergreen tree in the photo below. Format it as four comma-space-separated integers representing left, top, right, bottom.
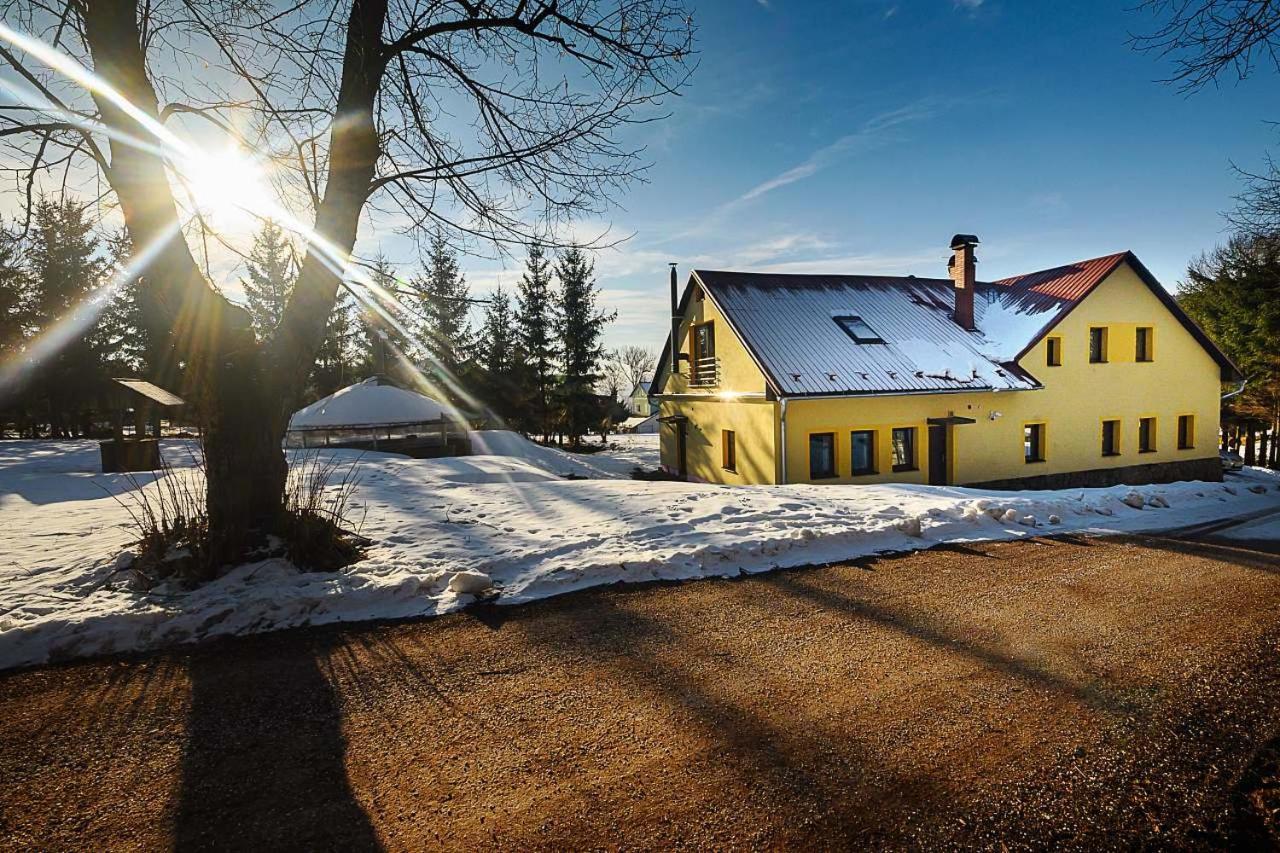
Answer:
311, 288, 357, 396
476, 284, 518, 422
27, 196, 107, 436
413, 233, 473, 391
240, 219, 295, 339
1181, 232, 1280, 464
555, 245, 615, 448
355, 258, 413, 383
0, 222, 32, 433
514, 243, 558, 439
94, 229, 149, 377
0, 221, 29, 364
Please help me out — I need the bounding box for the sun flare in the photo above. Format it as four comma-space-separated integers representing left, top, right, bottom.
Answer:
178, 144, 276, 232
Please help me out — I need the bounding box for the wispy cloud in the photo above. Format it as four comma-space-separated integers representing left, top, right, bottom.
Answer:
736, 97, 944, 203
954, 0, 984, 8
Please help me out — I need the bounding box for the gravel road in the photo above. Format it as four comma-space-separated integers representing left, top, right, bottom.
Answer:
1, 532, 1278, 850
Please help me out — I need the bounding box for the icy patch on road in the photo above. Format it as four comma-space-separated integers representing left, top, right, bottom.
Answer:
1, 437, 1277, 669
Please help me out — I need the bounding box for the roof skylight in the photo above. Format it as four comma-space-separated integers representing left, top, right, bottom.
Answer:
834, 315, 885, 344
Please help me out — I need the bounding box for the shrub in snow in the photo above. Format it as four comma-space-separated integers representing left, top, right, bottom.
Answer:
448, 570, 493, 595
1048, 514, 1062, 525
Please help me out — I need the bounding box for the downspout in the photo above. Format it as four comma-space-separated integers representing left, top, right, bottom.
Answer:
779, 397, 789, 485
669, 263, 680, 377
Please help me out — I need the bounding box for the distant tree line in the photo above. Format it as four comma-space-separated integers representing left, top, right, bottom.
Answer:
1, 198, 626, 448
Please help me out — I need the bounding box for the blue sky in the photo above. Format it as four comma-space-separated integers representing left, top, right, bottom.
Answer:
446, 0, 1274, 351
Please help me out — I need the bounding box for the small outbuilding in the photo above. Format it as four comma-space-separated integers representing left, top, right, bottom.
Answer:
618, 413, 659, 434
286, 376, 470, 458
100, 378, 187, 472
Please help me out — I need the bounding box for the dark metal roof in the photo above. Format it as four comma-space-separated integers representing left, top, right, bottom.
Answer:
692, 270, 1048, 397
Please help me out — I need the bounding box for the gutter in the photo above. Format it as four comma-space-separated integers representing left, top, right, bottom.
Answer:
1221, 378, 1248, 401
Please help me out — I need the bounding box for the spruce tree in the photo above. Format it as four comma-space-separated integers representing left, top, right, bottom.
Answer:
240, 219, 295, 339
355, 258, 412, 383
413, 233, 473, 391
27, 196, 107, 436
555, 245, 615, 448
0, 221, 29, 365
477, 284, 517, 422
0, 222, 31, 433
311, 288, 357, 396
94, 229, 149, 377
514, 243, 558, 439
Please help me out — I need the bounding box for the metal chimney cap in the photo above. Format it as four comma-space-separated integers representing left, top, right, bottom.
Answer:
950, 234, 980, 249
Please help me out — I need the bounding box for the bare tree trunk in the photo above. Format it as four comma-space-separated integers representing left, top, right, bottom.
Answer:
81, 0, 387, 567
1245, 427, 1257, 465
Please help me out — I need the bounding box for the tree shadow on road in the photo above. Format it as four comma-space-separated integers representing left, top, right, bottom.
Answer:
175, 633, 381, 851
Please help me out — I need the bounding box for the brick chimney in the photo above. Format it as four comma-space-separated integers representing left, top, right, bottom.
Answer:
948, 234, 979, 331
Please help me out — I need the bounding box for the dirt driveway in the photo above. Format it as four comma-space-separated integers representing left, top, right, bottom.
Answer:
2, 532, 1279, 850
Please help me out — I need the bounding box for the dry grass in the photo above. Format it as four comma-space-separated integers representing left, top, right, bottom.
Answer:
104, 446, 369, 585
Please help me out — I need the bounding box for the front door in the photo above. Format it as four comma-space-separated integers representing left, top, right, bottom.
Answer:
927, 424, 947, 486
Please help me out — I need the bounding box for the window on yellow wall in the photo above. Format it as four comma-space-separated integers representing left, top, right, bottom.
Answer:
809, 433, 836, 479
1136, 327, 1154, 362
1177, 415, 1195, 450
722, 429, 736, 472
1102, 420, 1121, 456
1139, 417, 1156, 453
1089, 327, 1108, 363
891, 427, 917, 472
1046, 337, 1062, 367
1024, 423, 1046, 463
850, 430, 876, 475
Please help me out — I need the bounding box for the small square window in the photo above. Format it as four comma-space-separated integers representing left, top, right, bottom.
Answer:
809, 433, 836, 479
891, 427, 917, 472
1046, 337, 1062, 367
722, 429, 736, 472
1136, 327, 1154, 362
1139, 417, 1156, 453
1024, 423, 1046, 463
1089, 327, 1108, 363
834, 315, 885, 344
1102, 420, 1121, 456
1177, 415, 1195, 450
850, 430, 877, 475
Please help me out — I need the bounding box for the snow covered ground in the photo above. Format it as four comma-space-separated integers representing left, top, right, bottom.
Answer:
1, 432, 1277, 670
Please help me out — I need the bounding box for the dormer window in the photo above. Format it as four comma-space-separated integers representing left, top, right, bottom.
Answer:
834, 315, 885, 344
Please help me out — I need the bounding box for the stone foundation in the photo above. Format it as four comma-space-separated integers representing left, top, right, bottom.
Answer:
964, 456, 1222, 492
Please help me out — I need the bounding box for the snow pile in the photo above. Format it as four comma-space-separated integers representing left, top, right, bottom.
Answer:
1, 438, 1277, 670
469, 430, 654, 479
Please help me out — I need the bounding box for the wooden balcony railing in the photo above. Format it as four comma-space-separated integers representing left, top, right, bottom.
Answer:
689, 355, 720, 387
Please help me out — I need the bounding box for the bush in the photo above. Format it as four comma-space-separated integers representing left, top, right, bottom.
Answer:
106, 446, 368, 587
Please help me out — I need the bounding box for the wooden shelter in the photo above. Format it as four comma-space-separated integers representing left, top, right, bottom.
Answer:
100, 378, 186, 472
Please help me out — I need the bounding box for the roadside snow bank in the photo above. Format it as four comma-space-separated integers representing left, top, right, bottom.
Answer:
1, 439, 1276, 669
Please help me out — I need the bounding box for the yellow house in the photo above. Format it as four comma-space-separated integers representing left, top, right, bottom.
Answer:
653, 235, 1240, 489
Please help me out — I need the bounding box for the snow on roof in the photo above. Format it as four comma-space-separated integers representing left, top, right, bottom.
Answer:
288, 378, 451, 431
694, 271, 1050, 396
112, 378, 185, 407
